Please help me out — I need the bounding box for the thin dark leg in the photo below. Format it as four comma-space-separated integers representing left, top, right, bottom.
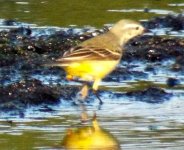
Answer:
93, 90, 103, 105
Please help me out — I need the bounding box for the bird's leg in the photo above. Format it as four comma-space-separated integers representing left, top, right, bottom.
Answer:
92, 79, 103, 105
93, 90, 103, 105
80, 83, 89, 100
66, 75, 89, 100
77, 83, 89, 101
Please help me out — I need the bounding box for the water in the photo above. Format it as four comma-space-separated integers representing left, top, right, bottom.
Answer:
0, 0, 184, 27
0, 0, 184, 150
0, 97, 184, 150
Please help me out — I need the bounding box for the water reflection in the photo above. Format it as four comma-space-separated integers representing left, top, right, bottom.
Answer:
61, 114, 120, 150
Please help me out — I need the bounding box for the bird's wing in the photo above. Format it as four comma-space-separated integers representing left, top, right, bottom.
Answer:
56, 46, 121, 63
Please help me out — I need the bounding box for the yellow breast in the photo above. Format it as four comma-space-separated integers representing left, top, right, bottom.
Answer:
64, 60, 119, 81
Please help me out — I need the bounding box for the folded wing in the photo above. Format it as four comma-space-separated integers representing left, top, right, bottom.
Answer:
56, 46, 120, 65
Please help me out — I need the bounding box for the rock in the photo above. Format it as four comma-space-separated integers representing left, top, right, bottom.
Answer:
166, 78, 180, 87
142, 14, 184, 30
0, 79, 61, 112
124, 35, 184, 61
125, 87, 172, 103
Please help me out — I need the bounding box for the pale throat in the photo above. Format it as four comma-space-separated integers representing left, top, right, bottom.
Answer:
110, 31, 129, 46
119, 37, 129, 47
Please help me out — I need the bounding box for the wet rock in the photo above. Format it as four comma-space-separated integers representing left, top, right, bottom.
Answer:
10, 26, 32, 36
144, 64, 155, 72
171, 63, 183, 71
175, 55, 184, 65
0, 27, 76, 67
59, 85, 80, 101
3, 19, 17, 26
0, 79, 61, 112
0, 77, 84, 112
170, 55, 184, 71
142, 14, 184, 30
125, 87, 172, 103
32, 31, 80, 55
104, 67, 148, 82
166, 78, 180, 87
124, 35, 184, 61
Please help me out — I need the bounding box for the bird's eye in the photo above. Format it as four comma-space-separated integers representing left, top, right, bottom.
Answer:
135, 27, 139, 30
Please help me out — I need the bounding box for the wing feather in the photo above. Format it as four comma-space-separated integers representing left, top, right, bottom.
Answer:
56, 46, 121, 64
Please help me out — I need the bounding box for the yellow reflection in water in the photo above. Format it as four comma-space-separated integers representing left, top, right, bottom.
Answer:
61, 115, 120, 150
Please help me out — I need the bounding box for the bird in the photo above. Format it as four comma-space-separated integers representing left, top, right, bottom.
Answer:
46, 19, 145, 104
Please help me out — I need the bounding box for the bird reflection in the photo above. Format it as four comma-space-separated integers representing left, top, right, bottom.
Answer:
61, 113, 120, 150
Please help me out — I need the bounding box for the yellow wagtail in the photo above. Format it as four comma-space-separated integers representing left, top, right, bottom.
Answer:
47, 19, 145, 104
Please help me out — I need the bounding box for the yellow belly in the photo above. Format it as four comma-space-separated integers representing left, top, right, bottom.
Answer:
64, 60, 119, 81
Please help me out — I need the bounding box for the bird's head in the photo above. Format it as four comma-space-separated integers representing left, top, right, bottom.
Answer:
110, 19, 145, 46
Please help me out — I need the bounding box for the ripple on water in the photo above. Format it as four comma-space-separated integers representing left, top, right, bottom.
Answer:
107, 9, 175, 15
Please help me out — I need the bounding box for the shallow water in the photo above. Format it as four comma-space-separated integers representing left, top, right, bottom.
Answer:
0, 96, 184, 150
0, 0, 184, 150
0, 0, 184, 27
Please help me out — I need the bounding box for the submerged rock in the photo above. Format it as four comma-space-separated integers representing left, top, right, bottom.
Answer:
104, 67, 148, 82
166, 78, 180, 87
125, 87, 172, 103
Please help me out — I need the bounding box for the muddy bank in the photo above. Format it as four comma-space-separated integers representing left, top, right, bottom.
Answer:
0, 13, 184, 112
124, 35, 184, 62
0, 79, 82, 114
0, 79, 60, 112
